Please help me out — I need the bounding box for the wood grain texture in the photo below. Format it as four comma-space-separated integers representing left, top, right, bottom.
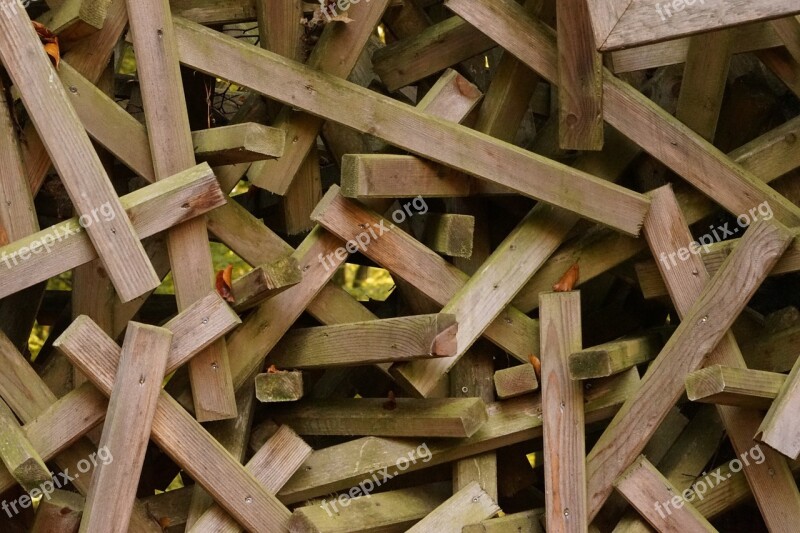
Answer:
569, 332, 664, 380
127, 0, 236, 422
231, 257, 302, 312
174, 17, 651, 236
31, 489, 84, 533
463, 509, 544, 533
686, 365, 784, 409
757, 352, 800, 458
0, 398, 51, 492
0, 164, 224, 300
540, 291, 586, 533
0, 0, 158, 302
406, 481, 499, 533
192, 123, 285, 165
80, 323, 172, 533
586, 188, 794, 520
255, 371, 304, 402
493, 363, 539, 399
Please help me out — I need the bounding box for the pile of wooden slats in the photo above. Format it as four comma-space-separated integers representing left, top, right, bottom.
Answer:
0, 0, 800, 531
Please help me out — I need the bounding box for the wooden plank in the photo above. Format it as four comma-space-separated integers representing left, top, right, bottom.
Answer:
127, 0, 236, 422
188, 425, 312, 533
493, 364, 539, 399
757, 353, 800, 458
0, 0, 159, 302
268, 314, 457, 369
613, 456, 717, 532
0, 398, 51, 492
417, 213, 475, 258
192, 123, 285, 165
772, 16, 800, 64
585, 201, 794, 519
569, 332, 665, 380
557, 0, 603, 150
231, 257, 302, 312
590, 0, 800, 51
32, 489, 85, 533
406, 481, 499, 533
174, 16, 652, 236
37, 0, 110, 44
278, 368, 640, 504
288, 482, 450, 533
171, 0, 257, 25
540, 291, 587, 533
54, 321, 293, 533
255, 371, 304, 403
686, 365, 784, 410
444, 0, 800, 229
741, 323, 800, 373
271, 398, 488, 438
0, 164, 225, 300
80, 323, 172, 533
463, 509, 544, 533
309, 187, 538, 372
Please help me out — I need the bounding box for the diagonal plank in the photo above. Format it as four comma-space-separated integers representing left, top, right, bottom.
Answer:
444, 0, 800, 229
173, 16, 650, 236
0, 0, 159, 302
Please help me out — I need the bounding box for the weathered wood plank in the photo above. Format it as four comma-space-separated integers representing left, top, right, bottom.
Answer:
757, 353, 800, 458
127, 0, 236, 422
0, 398, 51, 492
0, 0, 159, 302
540, 291, 587, 533
174, 17, 652, 235
271, 398, 488, 438
192, 123, 285, 165
268, 314, 457, 369
255, 371, 304, 403
37, 0, 110, 44
569, 332, 665, 380
171, 0, 257, 25
493, 364, 539, 399
406, 481, 499, 533
417, 213, 475, 258
80, 323, 172, 533
686, 365, 784, 410
32, 489, 85, 533
232, 257, 302, 312
463, 509, 545, 533
613, 456, 717, 532
0, 164, 224, 301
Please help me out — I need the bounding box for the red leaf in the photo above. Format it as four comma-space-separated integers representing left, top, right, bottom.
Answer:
553, 263, 579, 292
215, 265, 235, 303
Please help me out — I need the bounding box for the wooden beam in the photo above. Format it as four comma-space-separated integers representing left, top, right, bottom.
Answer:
0, 0, 159, 302
463, 509, 545, 533
416, 213, 475, 258
127, 0, 236, 422
569, 332, 665, 380
0, 164, 225, 300
171, 0, 257, 25
231, 257, 302, 312
540, 291, 587, 533
255, 371, 304, 403
289, 483, 450, 533
188, 425, 312, 533
278, 368, 640, 504
585, 198, 794, 519
174, 16, 652, 236
0, 398, 51, 492
406, 481, 499, 533
493, 364, 539, 399
741, 323, 800, 373
32, 489, 84, 533
444, 0, 800, 229
80, 323, 172, 533
757, 353, 800, 458
268, 314, 457, 369
557, 0, 603, 150
613, 456, 716, 532
772, 16, 800, 64
37, 0, 110, 44
271, 398, 488, 438
417, 68, 483, 120
686, 365, 784, 410
191, 123, 285, 165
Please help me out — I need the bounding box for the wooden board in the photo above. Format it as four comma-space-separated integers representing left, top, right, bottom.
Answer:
405, 481, 499, 533
686, 365, 784, 410
493, 364, 539, 399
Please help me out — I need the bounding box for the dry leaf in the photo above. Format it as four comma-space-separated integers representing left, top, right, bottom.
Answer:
382, 390, 397, 411
553, 263, 579, 292
267, 364, 283, 374
43, 42, 60, 69
529, 354, 541, 381
32, 21, 60, 69
215, 265, 234, 303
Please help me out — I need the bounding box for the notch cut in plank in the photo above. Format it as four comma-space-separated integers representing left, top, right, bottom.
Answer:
192, 123, 285, 166
0, 0, 158, 302
443, 0, 800, 229
406, 481, 499, 533
540, 291, 587, 533
586, 214, 794, 519
188, 425, 312, 533
0, 398, 51, 492
79, 323, 172, 533
613, 455, 717, 532
255, 371, 303, 403
493, 364, 539, 399
557, 0, 603, 150
757, 352, 800, 458
686, 365, 784, 410
232, 256, 302, 312
0, 163, 225, 301
569, 332, 665, 380
288, 482, 450, 533
174, 16, 651, 236
270, 398, 488, 438
268, 314, 457, 369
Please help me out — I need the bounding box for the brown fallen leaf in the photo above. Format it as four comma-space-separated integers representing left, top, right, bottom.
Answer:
32, 21, 60, 69
553, 263, 579, 292
266, 364, 284, 374
529, 354, 541, 381
215, 265, 235, 303
382, 390, 397, 411
43, 42, 60, 69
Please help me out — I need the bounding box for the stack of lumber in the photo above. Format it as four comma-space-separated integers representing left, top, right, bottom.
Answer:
0, 0, 799, 531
